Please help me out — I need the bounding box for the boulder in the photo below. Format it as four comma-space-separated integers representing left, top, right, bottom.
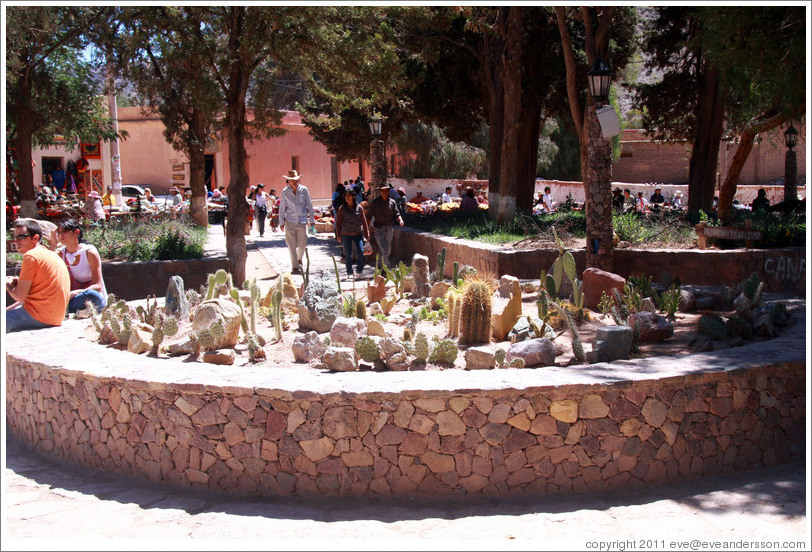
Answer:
430, 281, 451, 309
587, 326, 632, 363
323, 346, 358, 372
491, 275, 522, 342
263, 273, 300, 313
629, 311, 674, 342
678, 289, 696, 313
166, 336, 194, 356
292, 331, 327, 363
506, 338, 556, 367
330, 317, 367, 347
202, 350, 236, 365
366, 275, 388, 305
297, 270, 342, 334
583, 268, 626, 309
465, 346, 496, 370
379, 337, 410, 371
507, 316, 552, 344
411, 254, 432, 298
127, 326, 153, 354
191, 298, 243, 349
165, 275, 190, 322
640, 297, 657, 313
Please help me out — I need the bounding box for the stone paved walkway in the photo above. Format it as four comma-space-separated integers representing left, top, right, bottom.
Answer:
3, 429, 807, 548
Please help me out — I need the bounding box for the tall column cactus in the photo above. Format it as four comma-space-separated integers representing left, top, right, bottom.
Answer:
270, 288, 283, 342
446, 289, 461, 338
459, 277, 493, 345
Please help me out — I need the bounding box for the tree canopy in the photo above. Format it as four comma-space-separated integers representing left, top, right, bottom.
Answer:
6, 6, 123, 217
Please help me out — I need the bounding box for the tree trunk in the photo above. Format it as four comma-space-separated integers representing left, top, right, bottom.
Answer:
584, 106, 614, 271
717, 131, 755, 225
15, 76, 37, 219
224, 7, 249, 286
687, 62, 724, 215
784, 150, 797, 202
494, 7, 523, 224
516, 103, 541, 214
481, 31, 504, 221
188, 107, 209, 227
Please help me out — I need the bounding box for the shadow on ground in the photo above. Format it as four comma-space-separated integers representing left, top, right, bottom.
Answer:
6, 428, 805, 525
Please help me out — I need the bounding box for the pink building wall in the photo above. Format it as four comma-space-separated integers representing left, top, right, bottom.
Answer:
116, 108, 371, 201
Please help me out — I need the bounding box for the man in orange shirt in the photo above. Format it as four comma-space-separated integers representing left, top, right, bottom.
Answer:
6, 219, 70, 332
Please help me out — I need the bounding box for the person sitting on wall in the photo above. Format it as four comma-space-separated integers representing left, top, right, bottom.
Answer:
671, 190, 683, 209
612, 187, 625, 212
441, 186, 453, 204
635, 191, 649, 214
410, 191, 429, 204
751, 188, 770, 212
623, 189, 634, 212
143, 187, 156, 203
649, 187, 665, 212
56, 218, 108, 314
460, 187, 480, 213
101, 189, 116, 207
476, 190, 488, 205
6, 219, 70, 332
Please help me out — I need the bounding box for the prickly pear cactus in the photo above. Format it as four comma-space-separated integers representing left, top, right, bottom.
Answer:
355, 336, 381, 363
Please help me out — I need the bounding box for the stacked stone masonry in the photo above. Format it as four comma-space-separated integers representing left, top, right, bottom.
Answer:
6, 359, 804, 498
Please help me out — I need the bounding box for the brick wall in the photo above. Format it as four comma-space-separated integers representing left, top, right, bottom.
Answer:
614, 129, 807, 187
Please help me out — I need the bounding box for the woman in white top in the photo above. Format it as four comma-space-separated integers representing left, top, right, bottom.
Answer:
254, 183, 269, 237
56, 218, 107, 313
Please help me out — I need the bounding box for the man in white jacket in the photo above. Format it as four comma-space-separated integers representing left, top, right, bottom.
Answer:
277, 170, 316, 274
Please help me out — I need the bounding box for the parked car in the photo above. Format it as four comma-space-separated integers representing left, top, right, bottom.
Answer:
121, 185, 147, 199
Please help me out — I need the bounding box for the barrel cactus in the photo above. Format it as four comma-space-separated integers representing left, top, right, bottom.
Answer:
459, 276, 494, 345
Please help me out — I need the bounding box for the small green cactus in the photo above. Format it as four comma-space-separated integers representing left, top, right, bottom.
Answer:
270, 288, 283, 341
494, 348, 507, 368
403, 327, 413, 342
413, 332, 430, 363
355, 336, 381, 363
429, 337, 458, 364
355, 299, 367, 320
246, 331, 265, 361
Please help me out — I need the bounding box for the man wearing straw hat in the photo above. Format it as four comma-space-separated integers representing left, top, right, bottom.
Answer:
278, 170, 316, 274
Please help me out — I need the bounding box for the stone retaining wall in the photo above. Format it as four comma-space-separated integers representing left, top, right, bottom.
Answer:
392, 229, 805, 295
5, 355, 804, 499
102, 257, 231, 300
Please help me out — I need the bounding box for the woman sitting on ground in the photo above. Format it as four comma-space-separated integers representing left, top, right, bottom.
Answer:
56, 218, 107, 313
334, 189, 371, 280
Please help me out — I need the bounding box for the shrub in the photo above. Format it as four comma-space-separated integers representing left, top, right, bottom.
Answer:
86, 216, 206, 261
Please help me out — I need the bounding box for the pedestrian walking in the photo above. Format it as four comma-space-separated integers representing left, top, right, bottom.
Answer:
278, 170, 316, 274
368, 184, 404, 267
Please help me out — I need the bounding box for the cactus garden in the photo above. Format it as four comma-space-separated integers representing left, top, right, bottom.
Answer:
74, 227, 797, 372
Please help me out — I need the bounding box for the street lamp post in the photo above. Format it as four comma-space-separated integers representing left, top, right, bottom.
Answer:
585, 58, 614, 271
784, 123, 798, 202
369, 117, 386, 201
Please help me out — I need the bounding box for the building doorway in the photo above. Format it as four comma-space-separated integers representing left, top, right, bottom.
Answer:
41, 157, 62, 187
205, 154, 215, 192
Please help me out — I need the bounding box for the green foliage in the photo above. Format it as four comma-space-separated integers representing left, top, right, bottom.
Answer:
392, 122, 488, 180
85, 218, 206, 262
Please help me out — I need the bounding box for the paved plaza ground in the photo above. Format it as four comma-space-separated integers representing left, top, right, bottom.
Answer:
3, 225, 809, 550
